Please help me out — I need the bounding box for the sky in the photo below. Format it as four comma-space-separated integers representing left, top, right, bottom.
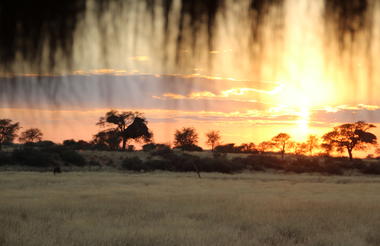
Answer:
1, 0, 380, 154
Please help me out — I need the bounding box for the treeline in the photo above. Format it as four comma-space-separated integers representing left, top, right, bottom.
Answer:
1, 111, 380, 175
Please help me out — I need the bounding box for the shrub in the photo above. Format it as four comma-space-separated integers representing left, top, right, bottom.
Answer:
142, 143, 156, 151
215, 144, 236, 153
145, 159, 171, 171
174, 144, 203, 152
58, 150, 87, 166
127, 145, 135, 152
121, 157, 148, 171
0, 151, 13, 165
150, 146, 174, 159
35, 140, 56, 149
362, 162, 380, 175
12, 148, 57, 167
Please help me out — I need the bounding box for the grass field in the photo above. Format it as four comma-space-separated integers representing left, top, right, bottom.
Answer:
1, 172, 380, 246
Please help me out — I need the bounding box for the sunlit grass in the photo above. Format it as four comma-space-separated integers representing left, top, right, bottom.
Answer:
1, 172, 380, 246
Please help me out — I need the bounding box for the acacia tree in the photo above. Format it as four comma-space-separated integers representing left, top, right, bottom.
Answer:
174, 127, 199, 150
96, 110, 152, 150
306, 135, 319, 156
19, 128, 43, 143
322, 121, 377, 160
205, 130, 221, 151
0, 119, 20, 150
271, 133, 291, 159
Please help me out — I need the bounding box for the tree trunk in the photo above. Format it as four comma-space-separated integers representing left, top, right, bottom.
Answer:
348, 148, 353, 160
281, 144, 285, 160
122, 137, 127, 150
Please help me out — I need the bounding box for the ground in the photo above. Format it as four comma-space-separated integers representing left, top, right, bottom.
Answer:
1, 172, 380, 246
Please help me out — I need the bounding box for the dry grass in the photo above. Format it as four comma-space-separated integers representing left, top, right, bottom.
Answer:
1, 172, 380, 246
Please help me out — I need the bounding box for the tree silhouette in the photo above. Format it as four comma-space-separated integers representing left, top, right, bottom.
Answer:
19, 128, 43, 143
271, 133, 291, 159
96, 110, 152, 150
322, 121, 377, 160
0, 119, 20, 150
92, 129, 121, 151
205, 130, 221, 151
239, 142, 257, 153
174, 127, 199, 150
257, 141, 273, 154
306, 135, 319, 156
294, 142, 308, 155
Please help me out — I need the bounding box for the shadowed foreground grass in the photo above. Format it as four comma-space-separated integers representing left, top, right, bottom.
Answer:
1, 172, 380, 246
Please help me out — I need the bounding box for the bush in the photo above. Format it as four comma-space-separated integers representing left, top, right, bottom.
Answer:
362, 162, 380, 175
34, 140, 56, 149
0, 152, 13, 165
145, 159, 171, 171
58, 150, 87, 166
142, 143, 156, 151
174, 144, 203, 152
150, 146, 174, 159
121, 157, 148, 171
12, 148, 57, 167
215, 144, 237, 153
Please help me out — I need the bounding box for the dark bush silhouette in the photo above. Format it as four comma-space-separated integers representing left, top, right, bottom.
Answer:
63, 139, 91, 150
215, 143, 237, 153
362, 161, 380, 175
142, 143, 156, 151
58, 149, 86, 166
0, 151, 12, 166
121, 157, 147, 171
174, 144, 203, 152
143, 143, 171, 152
12, 148, 56, 167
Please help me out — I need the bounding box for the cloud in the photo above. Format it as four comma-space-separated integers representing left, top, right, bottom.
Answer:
153, 84, 284, 103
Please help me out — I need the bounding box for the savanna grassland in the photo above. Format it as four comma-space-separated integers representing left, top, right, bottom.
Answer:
1, 172, 380, 246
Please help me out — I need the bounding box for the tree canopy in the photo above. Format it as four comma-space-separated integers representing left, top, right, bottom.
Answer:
174, 127, 200, 151
19, 128, 43, 143
96, 110, 152, 150
0, 119, 20, 150
271, 133, 291, 159
322, 121, 377, 160
205, 131, 221, 151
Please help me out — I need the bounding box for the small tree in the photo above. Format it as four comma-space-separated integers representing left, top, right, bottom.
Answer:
294, 142, 308, 155
205, 130, 221, 151
174, 127, 199, 150
19, 128, 43, 143
322, 121, 377, 160
306, 135, 319, 156
0, 119, 20, 150
257, 141, 273, 153
272, 133, 291, 159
